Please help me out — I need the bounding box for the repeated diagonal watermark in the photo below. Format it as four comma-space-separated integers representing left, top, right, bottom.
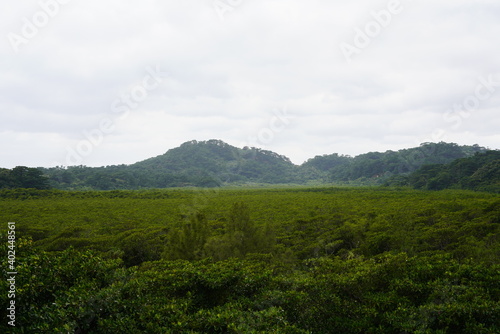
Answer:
396, 73, 500, 173
7, 0, 74, 54
213, 0, 245, 21
442, 74, 500, 130
340, 0, 413, 64
178, 105, 293, 219
246, 106, 292, 149
54, 65, 168, 166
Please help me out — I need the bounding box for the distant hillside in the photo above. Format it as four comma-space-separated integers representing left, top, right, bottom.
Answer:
38, 140, 298, 190
303, 142, 486, 183
4, 140, 492, 190
385, 150, 500, 192
130, 139, 298, 185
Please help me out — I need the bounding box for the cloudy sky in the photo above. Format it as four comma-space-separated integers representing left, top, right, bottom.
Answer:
1, 0, 499, 168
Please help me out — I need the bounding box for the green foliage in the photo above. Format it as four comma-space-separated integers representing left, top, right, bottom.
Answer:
0, 166, 50, 189
36, 140, 491, 190
3, 245, 498, 332
163, 202, 276, 262
386, 150, 500, 192
116, 228, 167, 267
0, 239, 126, 333
316, 142, 485, 183
205, 202, 276, 260
163, 212, 210, 261
42, 140, 299, 189
1, 187, 499, 332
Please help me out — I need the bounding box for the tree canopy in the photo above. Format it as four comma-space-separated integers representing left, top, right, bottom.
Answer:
4, 140, 494, 191
0, 166, 50, 189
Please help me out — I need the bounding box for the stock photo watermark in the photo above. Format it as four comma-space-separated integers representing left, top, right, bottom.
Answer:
178, 105, 293, 217
6, 222, 17, 327
247, 106, 293, 149
57, 65, 167, 166
442, 74, 500, 129
213, 0, 244, 21
399, 73, 500, 172
7, 0, 73, 54
340, 0, 412, 63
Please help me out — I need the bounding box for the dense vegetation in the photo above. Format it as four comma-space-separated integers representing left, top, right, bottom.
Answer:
0, 166, 50, 190
41, 140, 298, 189
1, 187, 499, 332
386, 150, 500, 193
319, 142, 486, 183
2, 140, 487, 190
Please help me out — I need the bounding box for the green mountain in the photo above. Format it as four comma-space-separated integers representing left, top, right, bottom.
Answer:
129, 139, 298, 185
37, 140, 298, 190
386, 150, 500, 192
305, 142, 486, 183
2, 140, 495, 190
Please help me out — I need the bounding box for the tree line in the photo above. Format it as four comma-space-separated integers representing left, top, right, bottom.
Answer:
386, 150, 500, 192
1, 141, 494, 190
0, 166, 50, 190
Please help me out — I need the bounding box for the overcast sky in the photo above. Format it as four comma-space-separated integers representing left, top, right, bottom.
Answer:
1, 0, 499, 168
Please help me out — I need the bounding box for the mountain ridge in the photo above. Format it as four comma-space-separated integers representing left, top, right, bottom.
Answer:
1, 140, 497, 190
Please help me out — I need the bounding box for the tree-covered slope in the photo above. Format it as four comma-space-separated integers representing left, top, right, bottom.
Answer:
386, 150, 500, 192
39, 140, 298, 189
304, 142, 486, 183
130, 139, 298, 184
6, 140, 491, 190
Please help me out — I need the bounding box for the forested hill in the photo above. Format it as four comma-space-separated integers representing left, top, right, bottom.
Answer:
305, 141, 487, 183
385, 150, 500, 192
40, 139, 299, 189
1, 140, 494, 190
129, 139, 297, 185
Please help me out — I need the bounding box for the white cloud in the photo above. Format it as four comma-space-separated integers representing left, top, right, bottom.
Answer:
0, 0, 499, 168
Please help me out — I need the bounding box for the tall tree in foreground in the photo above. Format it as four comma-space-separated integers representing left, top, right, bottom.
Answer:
206, 202, 275, 260
163, 212, 209, 261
